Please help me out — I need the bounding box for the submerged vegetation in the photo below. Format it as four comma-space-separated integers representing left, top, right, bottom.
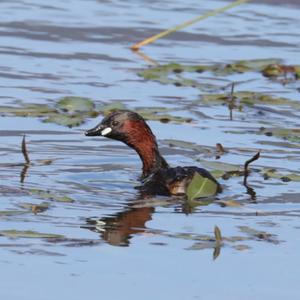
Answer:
139, 59, 300, 82
0, 97, 192, 127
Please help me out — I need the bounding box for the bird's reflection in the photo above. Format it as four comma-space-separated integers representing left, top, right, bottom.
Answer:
82, 195, 215, 247
83, 202, 154, 247
82, 181, 258, 248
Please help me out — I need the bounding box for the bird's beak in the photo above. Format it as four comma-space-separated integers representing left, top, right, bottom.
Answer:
85, 124, 112, 136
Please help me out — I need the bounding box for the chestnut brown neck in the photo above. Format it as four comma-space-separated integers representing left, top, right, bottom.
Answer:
122, 119, 169, 178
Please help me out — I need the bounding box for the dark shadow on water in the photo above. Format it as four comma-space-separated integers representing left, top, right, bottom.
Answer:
81, 175, 260, 247
83, 203, 154, 247
82, 194, 218, 247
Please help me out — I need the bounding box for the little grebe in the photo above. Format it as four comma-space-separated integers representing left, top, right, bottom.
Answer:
85, 110, 221, 196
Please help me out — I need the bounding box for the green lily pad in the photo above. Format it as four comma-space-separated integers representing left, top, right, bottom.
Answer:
29, 189, 75, 203
0, 104, 57, 117
233, 244, 251, 251
200, 91, 296, 107
216, 200, 243, 207
0, 230, 64, 239
235, 59, 281, 70
57, 97, 95, 112
259, 128, 300, 143
138, 59, 284, 89
186, 173, 218, 200
139, 59, 283, 80
163, 139, 212, 154
263, 168, 300, 182
138, 63, 219, 91
139, 112, 192, 123
100, 102, 127, 115
238, 226, 278, 243
43, 114, 85, 127
0, 210, 28, 216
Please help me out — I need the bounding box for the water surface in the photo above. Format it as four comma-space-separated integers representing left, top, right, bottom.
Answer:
1, 1, 300, 299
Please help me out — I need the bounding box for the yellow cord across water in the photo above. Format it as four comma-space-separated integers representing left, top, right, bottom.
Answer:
131, 0, 250, 51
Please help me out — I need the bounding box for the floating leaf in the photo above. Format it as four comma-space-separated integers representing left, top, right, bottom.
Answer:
217, 200, 243, 207
259, 128, 300, 143
236, 59, 281, 70
262, 169, 300, 182
238, 226, 279, 244
37, 159, 55, 165
186, 173, 218, 200
29, 189, 75, 203
0, 230, 64, 239
57, 97, 94, 112
234, 244, 251, 251
0, 210, 28, 216
43, 114, 84, 127
200, 91, 296, 107
100, 102, 127, 115
163, 139, 212, 155
0, 104, 57, 117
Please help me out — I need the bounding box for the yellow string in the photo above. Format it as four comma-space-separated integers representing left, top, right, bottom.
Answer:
131, 0, 250, 51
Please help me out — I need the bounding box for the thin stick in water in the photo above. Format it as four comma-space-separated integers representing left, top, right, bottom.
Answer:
243, 151, 260, 185
228, 82, 235, 121
21, 135, 30, 165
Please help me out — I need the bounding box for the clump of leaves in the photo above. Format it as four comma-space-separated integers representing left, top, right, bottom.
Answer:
138, 59, 284, 89
57, 97, 95, 112
262, 64, 300, 80
136, 107, 193, 123
0, 104, 57, 117
43, 96, 98, 127
258, 127, 300, 143
139, 63, 219, 91
200, 91, 297, 107
43, 114, 85, 127
139, 59, 282, 79
0, 98, 193, 127
238, 226, 279, 244
0, 97, 97, 128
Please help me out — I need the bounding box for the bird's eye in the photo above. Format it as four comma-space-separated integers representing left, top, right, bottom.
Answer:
112, 121, 119, 126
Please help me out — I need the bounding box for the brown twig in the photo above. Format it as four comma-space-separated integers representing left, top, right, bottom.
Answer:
20, 135, 31, 183
244, 151, 260, 181
21, 135, 30, 164
228, 82, 235, 121
243, 151, 260, 201
20, 164, 29, 183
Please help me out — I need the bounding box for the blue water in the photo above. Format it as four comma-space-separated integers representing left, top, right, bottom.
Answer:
1, 0, 300, 299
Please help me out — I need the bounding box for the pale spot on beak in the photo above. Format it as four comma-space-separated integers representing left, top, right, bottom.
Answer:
101, 127, 112, 136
